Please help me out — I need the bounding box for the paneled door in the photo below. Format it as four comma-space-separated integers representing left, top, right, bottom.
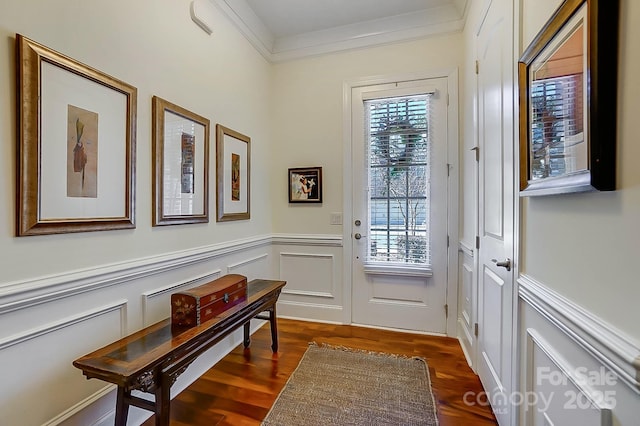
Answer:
476, 0, 516, 424
350, 77, 451, 333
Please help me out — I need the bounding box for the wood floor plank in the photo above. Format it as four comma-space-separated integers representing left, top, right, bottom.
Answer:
142, 318, 497, 425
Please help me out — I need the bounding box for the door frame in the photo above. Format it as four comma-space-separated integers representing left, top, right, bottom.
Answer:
342, 69, 460, 336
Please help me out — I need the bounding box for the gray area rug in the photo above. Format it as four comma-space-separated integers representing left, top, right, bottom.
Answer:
262, 343, 439, 425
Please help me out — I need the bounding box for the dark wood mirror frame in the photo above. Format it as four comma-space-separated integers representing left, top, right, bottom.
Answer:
518, 0, 619, 196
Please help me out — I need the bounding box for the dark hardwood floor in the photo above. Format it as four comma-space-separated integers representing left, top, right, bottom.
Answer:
142, 318, 497, 426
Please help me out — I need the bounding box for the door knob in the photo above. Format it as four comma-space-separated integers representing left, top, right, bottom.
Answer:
354, 233, 364, 240
491, 258, 511, 271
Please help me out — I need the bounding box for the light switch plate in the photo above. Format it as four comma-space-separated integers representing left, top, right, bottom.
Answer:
330, 212, 342, 225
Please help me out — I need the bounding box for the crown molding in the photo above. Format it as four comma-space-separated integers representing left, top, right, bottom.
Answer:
212, 0, 469, 62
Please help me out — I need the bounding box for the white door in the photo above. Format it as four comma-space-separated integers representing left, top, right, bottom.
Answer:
350, 78, 450, 333
476, 0, 516, 424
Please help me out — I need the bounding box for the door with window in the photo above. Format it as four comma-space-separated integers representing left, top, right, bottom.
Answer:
351, 78, 450, 333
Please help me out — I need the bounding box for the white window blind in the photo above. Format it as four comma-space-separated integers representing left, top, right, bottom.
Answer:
364, 94, 432, 266
529, 73, 584, 179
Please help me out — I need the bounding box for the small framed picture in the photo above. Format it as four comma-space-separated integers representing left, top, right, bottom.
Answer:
288, 167, 322, 203
216, 124, 250, 221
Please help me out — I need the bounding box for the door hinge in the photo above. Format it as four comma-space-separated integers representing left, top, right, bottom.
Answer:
475, 60, 479, 74
447, 93, 450, 106
474, 322, 479, 337
447, 235, 450, 247
476, 236, 480, 249
471, 146, 479, 162
445, 304, 449, 318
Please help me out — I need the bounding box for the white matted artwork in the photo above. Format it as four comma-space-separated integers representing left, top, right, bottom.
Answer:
152, 96, 209, 226
216, 124, 250, 221
16, 34, 137, 236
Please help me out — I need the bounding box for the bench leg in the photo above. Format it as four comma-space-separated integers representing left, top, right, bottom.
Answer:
114, 387, 130, 426
269, 306, 278, 353
243, 321, 251, 348
155, 377, 171, 426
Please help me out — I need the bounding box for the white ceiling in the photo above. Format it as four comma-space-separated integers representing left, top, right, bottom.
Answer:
212, 0, 469, 62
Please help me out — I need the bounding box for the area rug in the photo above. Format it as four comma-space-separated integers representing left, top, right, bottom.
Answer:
262, 343, 438, 425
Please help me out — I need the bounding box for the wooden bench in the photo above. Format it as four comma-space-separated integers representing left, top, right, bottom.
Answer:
73, 279, 286, 426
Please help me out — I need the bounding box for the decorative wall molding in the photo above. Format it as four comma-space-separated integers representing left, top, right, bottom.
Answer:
282, 289, 334, 299
525, 327, 613, 424
519, 274, 640, 393
227, 253, 269, 274
142, 270, 222, 300
42, 384, 115, 426
0, 235, 271, 314
271, 234, 343, 247
279, 252, 337, 299
213, 0, 469, 62
0, 300, 127, 350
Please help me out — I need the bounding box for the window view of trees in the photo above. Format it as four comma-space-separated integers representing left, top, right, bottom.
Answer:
366, 95, 431, 265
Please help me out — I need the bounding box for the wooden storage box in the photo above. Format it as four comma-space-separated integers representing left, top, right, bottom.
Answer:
171, 274, 247, 327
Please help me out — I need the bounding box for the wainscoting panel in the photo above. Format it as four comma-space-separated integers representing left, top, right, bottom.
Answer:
280, 252, 336, 298
519, 275, 640, 425
457, 241, 476, 370
0, 236, 273, 426
482, 265, 504, 377
0, 301, 126, 426
525, 328, 612, 426
227, 253, 270, 279
272, 235, 344, 323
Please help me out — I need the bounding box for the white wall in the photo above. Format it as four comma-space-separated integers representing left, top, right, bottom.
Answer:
0, 0, 273, 283
516, 0, 640, 424
519, 0, 640, 358
270, 34, 464, 234
0, 0, 274, 425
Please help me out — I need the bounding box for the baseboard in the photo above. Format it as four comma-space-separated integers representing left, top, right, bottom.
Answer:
457, 318, 475, 369
277, 300, 344, 323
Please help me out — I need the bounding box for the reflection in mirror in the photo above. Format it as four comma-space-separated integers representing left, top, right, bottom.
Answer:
529, 4, 586, 181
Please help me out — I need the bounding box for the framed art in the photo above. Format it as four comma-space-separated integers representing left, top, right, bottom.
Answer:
518, 0, 619, 196
152, 96, 210, 226
216, 124, 250, 221
288, 167, 323, 203
16, 34, 137, 236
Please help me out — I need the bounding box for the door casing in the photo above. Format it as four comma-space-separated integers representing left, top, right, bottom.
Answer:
342, 69, 460, 336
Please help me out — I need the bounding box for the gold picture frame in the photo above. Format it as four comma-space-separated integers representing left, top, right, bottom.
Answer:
152, 96, 210, 226
16, 34, 137, 236
216, 124, 250, 221
518, 0, 619, 196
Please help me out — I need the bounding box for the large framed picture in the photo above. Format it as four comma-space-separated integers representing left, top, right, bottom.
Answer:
216, 124, 250, 221
152, 96, 210, 226
518, 0, 619, 196
16, 34, 137, 236
288, 167, 322, 203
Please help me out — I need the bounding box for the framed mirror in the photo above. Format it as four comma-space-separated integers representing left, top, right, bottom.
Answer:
518, 0, 619, 196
